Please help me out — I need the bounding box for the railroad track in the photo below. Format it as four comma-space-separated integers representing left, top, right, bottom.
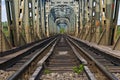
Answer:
30, 36, 95, 80
0, 35, 58, 80
29, 35, 119, 80
68, 36, 120, 80
7, 37, 58, 80
1, 35, 120, 80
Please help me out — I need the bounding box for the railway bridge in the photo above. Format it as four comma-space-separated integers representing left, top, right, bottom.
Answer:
0, 0, 120, 80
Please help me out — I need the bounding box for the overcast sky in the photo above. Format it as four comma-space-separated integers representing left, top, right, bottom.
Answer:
1, 0, 120, 25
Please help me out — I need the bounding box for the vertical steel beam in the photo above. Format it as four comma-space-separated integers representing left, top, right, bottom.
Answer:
75, 1, 79, 37
113, 0, 120, 50
111, 0, 120, 45
90, 0, 96, 42
106, 0, 114, 45
83, 0, 89, 40
5, 0, 18, 46
18, 0, 27, 45
24, 0, 30, 43
86, 0, 94, 41
78, 0, 80, 36
40, 0, 46, 37
86, 0, 93, 41
45, 0, 50, 37
79, 0, 84, 38
5, 0, 27, 46
79, 0, 83, 37
91, 0, 100, 43
0, 0, 3, 52
98, 0, 107, 45
98, 0, 115, 45
32, 0, 41, 40
28, 0, 34, 42
95, 0, 100, 42
0, 0, 12, 52
0, 0, 2, 52
38, 0, 43, 38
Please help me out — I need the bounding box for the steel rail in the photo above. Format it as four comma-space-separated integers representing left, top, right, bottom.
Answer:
0, 35, 57, 57
0, 36, 57, 69
68, 37, 118, 80
66, 38, 96, 80
8, 37, 58, 80
29, 39, 58, 80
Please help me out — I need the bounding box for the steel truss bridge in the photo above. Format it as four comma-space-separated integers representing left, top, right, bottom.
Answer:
0, 0, 120, 80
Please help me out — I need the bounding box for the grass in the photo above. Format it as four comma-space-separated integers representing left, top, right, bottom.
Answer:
44, 69, 51, 74
117, 26, 120, 38
60, 28, 65, 34
2, 27, 9, 37
73, 64, 84, 74
2, 22, 9, 38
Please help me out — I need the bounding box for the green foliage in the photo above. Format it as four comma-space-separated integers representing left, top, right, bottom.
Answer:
44, 69, 51, 74
117, 26, 120, 33
60, 28, 65, 34
2, 22, 8, 27
73, 64, 84, 74
2, 22, 9, 38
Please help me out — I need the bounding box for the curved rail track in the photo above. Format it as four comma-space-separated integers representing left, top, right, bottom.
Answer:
0, 35, 120, 80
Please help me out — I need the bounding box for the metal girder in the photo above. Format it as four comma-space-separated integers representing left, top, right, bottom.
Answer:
79, 0, 93, 40
5, 0, 18, 46
0, 0, 12, 52
0, 0, 2, 52
18, 0, 27, 45
98, 0, 115, 46
77, 0, 120, 50
113, 0, 120, 50
5, 0, 28, 46
40, 0, 46, 37
5, 0, 44, 47
2, 0, 120, 51
82, 0, 90, 40
28, 0, 35, 42
90, 0, 100, 43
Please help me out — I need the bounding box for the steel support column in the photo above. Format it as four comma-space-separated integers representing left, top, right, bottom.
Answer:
24, 0, 31, 43
106, 0, 114, 45
83, 0, 89, 40
40, 0, 46, 37
86, 0, 93, 41
5, 0, 18, 46
95, 0, 100, 43
0, 0, 2, 52
91, 0, 100, 43
79, 0, 85, 39
113, 0, 120, 50
32, 0, 41, 40
98, 0, 107, 45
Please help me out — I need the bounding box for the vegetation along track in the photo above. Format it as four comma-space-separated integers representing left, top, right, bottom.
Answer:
68, 36, 120, 80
